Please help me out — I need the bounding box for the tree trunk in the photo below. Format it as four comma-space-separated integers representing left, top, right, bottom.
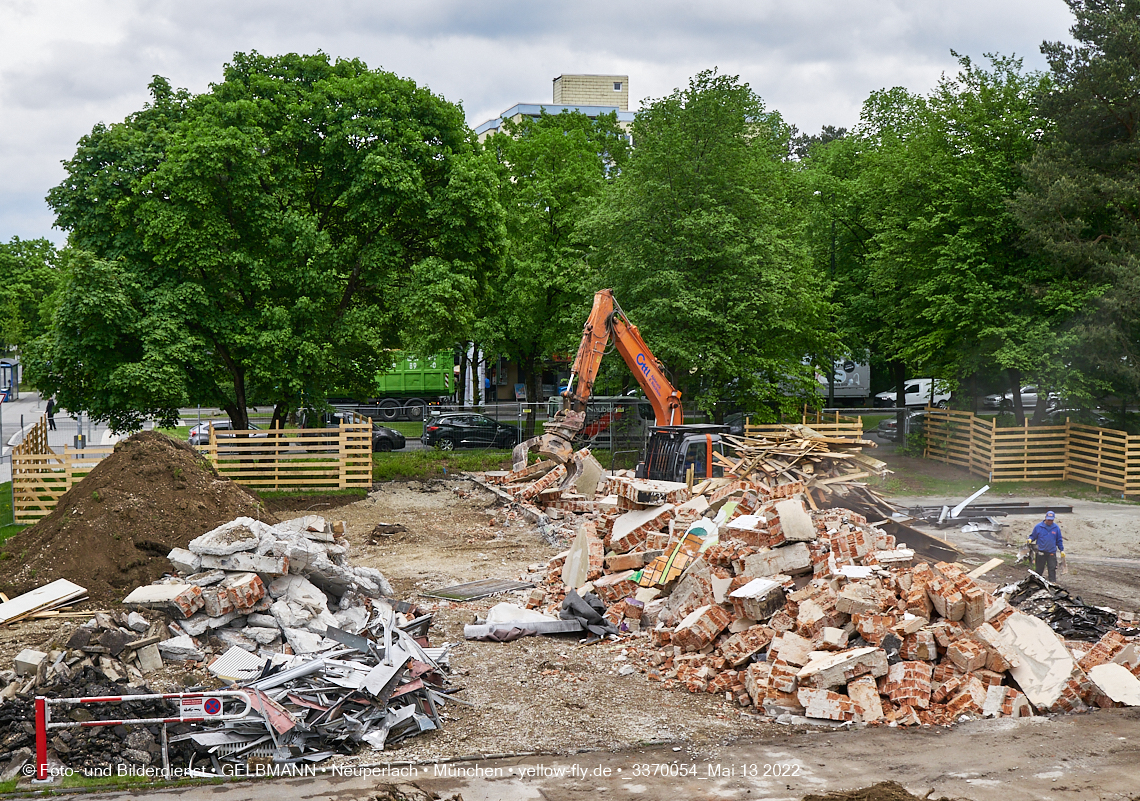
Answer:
216, 343, 249, 429
523, 352, 540, 439
1007, 367, 1024, 426
270, 402, 290, 431
893, 361, 906, 444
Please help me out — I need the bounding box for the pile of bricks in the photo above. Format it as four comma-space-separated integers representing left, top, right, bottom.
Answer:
482, 454, 1140, 725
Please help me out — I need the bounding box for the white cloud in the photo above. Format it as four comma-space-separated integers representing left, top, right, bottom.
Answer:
0, 0, 1076, 242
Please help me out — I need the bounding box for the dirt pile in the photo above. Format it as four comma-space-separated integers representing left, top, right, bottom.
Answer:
802, 784, 955, 801
0, 431, 276, 602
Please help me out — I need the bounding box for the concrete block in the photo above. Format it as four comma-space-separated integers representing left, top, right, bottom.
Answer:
848, 676, 884, 722
186, 570, 227, 587
215, 629, 257, 653
282, 627, 326, 654
201, 586, 236, 618
729, 577, 787, 621
179, 610, 242, 636
200, 552, 288, 575
189, 517, 272, 556
167, 548, 201, 575
796, 646, 888, 689
158, 635, 203, 662
771, 631, 815, 667
1088, 663, 1140, 706
743, 543, 812, 577
572, 451, 606, 499
820, 627, 849, 651
14, 649, 47, 677
135, 643, 163, 673
775, 499, 816, 542
123, 583, 204, 619
126, 612, 150, 633
243, 626, 281, 645
987, 611, 1074, 709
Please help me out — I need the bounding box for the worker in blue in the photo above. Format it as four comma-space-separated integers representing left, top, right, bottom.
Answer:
1029, 510, 1064, 582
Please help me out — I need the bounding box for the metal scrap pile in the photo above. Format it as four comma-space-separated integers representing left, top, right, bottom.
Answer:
1005, 572, 1140, 642
177, 610, 455, 771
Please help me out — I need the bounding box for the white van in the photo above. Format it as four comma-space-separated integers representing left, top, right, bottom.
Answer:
873, 378, 951, 409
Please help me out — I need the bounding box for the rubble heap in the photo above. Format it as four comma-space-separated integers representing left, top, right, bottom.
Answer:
118, 515, 393, 662
475, 441, 1140, 725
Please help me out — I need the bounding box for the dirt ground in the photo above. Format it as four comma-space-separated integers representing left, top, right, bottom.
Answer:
7, 470, 1140, 801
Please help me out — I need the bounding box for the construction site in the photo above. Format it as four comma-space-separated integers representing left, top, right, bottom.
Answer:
0, 290, 1132, 801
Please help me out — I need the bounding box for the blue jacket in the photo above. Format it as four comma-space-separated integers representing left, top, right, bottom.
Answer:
1030, 521, 1063, 554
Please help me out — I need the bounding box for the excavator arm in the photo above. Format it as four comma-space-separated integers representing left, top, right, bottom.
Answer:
512, 289, 683, 475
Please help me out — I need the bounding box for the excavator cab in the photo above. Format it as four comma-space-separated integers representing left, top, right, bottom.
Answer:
636, 425, 728, 483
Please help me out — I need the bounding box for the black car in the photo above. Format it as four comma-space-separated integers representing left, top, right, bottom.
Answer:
422, 413, 521, 450
875, 410, 926, 438
370, 423, 406, 452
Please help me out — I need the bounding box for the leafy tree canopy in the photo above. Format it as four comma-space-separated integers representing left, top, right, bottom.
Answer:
1014, 0, 1140, 406
480, 109, 628, 432
585, 70, 833, 418
0, 237, 62, 353
33, 52, 503, 430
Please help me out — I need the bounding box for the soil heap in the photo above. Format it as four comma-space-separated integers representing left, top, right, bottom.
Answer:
0, 431, 276, 602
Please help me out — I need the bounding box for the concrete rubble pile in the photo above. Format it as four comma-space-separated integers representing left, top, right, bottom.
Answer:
474, 448, 1140, 726
121, 515, 394, 665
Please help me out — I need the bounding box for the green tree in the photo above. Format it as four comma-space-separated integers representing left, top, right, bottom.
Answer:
481, 110, 629, 435
1014, 0, 1140, 419
0, 237, 62, 354
35, 52, 502, 431
586, 70, 831, 419
810, 55, 1079, 425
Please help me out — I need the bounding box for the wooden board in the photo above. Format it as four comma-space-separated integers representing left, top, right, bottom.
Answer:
0, 579, 87, 625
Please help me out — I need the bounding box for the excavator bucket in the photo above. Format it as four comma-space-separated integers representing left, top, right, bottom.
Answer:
512, 410, 585, 489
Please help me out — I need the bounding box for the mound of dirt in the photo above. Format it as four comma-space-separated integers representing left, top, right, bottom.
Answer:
802, 783, 956, 801
0, 431, 276, 602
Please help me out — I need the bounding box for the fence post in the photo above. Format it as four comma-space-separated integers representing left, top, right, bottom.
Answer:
339, 422, 348, 489
34, 695, 47, 780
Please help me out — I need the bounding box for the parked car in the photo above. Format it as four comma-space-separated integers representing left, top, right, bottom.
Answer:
421, 413, 521, 450
310, 412, 408, 452
873, 378, 951, 408
369, 423, 406, 452
982, 385, 1059, 411
187, 420, 263, 446
875, 410, 927, 438
1043, 407, 1109, 427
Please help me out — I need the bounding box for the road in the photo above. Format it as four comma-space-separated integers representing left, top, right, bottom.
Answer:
41, 709, 1140, 801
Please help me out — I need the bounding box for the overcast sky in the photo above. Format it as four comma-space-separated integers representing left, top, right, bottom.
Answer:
1, 0, 1077, 245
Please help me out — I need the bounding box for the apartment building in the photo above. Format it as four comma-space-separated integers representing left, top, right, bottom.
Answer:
475, 73, 634, 142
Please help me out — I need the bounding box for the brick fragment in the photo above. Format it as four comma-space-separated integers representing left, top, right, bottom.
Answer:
719, 626, 775, 667
672, 604, 733, 652
882, 660, 933, 709
797, 687, 858, 721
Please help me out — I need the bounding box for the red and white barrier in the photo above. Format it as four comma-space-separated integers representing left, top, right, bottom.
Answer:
33, 691, 251, 782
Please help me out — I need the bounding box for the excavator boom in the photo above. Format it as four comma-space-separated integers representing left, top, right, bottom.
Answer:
512, 289, 683, 476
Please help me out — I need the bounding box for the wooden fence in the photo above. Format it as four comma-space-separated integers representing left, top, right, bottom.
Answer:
924, 407, 1140, 495
11, 417, 115, 523
194, 420, 373, 491
11, 416, 374, 523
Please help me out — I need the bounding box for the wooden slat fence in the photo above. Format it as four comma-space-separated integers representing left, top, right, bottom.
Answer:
923, 407, 1140, 495
11, 415, 374, 522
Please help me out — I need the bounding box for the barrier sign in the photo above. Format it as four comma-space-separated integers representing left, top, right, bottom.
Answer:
180, 695, 223, 718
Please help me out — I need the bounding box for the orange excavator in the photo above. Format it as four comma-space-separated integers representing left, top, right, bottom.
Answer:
513, 289, 727, 485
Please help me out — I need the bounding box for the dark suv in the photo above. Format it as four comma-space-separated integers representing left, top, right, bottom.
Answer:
422, 413, 521, 450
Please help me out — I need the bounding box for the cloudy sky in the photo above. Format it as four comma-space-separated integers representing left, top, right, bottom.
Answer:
1, 0, 1077, 244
